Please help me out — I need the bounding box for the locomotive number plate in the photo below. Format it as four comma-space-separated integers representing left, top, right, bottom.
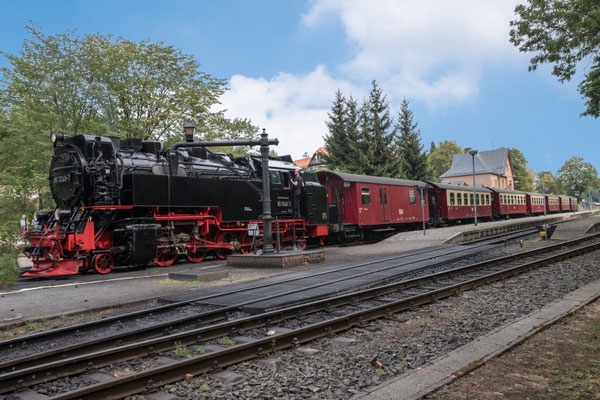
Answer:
277, 201, 292, 207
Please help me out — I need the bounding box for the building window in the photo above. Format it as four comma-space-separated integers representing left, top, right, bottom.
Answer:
361, 187, 371, 206
410, 190, 417, 206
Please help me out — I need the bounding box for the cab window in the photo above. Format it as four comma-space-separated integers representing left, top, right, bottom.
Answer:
361, 187, 371, 206
270, 171, 282, 186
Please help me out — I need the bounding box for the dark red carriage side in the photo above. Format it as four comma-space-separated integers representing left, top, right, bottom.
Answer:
427, 182, 492, 224
489, 188, 528, 217
317, 171, 429, 239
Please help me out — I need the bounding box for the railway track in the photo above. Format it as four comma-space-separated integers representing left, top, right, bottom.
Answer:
0, 227, 536, 362
1, 231, 599, 399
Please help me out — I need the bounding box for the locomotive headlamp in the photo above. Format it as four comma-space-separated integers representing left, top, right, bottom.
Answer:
184, 123, 195, 142
50, 131, 64, 144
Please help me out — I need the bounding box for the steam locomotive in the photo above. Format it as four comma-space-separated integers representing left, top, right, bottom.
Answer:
23, 131, 328, 276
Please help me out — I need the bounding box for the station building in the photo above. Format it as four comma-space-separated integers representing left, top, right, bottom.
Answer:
440, 148, 515, 189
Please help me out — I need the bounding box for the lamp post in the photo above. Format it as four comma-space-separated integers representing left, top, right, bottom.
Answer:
468, 149, 478, 225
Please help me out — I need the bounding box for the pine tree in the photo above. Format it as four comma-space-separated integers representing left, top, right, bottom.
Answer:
343, 95, 365, 174
395, 98, 427, 180
429, 141, 436, 156
360, 81, 401, 177
323, 90, 348, 171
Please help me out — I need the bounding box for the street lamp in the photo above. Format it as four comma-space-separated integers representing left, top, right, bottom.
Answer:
468, 149, 478, 225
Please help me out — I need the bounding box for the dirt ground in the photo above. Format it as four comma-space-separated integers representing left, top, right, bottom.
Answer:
429, 300, 600, 400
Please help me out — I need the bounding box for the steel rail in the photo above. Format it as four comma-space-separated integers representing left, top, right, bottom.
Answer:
0, 229, 592, 376
42, 236, 600, 400
3, 225, 538, 354
0, 230, 524, 356
2, 233, 599, 394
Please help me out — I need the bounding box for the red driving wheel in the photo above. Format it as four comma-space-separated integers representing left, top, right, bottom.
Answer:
93, 253, 114, 274
186, 239, 208, 263
214, 231, 236, 260
238, 231, 251, 254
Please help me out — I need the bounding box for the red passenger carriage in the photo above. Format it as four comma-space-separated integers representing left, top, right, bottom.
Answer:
427, 182, 492, 224
490, 188, 528, 217
526, 192, 546, 215
546, 195, 561, 213
317, 172, 429, 240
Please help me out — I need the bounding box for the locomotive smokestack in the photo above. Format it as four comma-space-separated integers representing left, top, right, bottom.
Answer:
184, 123, 195, 142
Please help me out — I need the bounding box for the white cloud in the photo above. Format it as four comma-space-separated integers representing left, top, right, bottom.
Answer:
220, 1, 525, 158
219, 65, 360, 159
303, 0, 522, 106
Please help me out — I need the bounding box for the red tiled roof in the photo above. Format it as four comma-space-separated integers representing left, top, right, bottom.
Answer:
294, 158, 311, 168
315, 147, 329, 156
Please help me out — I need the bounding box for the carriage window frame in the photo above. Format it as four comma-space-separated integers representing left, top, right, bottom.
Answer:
457, 192, 462, 206
409, 190, 417, 206
361, 187, 371, 206
449, 192, 455, 206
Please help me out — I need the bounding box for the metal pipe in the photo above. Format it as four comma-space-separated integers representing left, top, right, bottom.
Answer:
169, 138, 279, 151
468, 149, 478, 226
260, 130, 274, 254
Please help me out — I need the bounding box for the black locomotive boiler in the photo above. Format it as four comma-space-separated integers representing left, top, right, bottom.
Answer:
23, 131, 328, 276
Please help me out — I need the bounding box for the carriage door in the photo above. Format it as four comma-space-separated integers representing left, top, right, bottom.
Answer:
379, 187, 390, 221
328, 185, 343, 225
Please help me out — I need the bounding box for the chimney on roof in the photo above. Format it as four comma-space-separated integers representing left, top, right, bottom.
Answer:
464, 147, 471, 154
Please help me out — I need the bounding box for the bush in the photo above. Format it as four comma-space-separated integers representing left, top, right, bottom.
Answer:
0, 246, 21, 287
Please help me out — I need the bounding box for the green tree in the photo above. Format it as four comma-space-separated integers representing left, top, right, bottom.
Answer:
395, 98, 427, 180
556, 156, 599, 198
509, 148, 534, 191
429, 141, 436, 156
359, 81, 401, 177
0, 23, 254, 243
536, 171, 564, 194
323, 90, 351, 171
1, 23, 229, 140
510, 0, 600, 117
427, 140, 463, 182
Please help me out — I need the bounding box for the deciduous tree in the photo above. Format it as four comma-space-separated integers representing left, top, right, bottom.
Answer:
556, 156, 599, 198
427, 141, 463, 182
510, 0, 600, 117
509, 148, 534, 191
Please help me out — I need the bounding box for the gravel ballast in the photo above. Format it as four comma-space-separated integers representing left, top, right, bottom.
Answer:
138, 245, 600, 400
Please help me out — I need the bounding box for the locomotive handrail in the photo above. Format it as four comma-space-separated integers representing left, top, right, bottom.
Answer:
167, 138, 279, 150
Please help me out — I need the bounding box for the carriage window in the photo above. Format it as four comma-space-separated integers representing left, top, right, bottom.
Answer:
463, 193, 468, 205
333, 186, 341, 201
409, 190, 416, 206
487, 194, 490, 205
383, 188, 388, 205
361, 187, 371, 206
457, 192, 462, 206
449, 192, 455, 206
379, 188, 383, 205
470, 194, 474, 205
476, 194, 480, 205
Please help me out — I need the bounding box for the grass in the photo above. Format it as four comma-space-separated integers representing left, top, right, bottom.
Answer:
25, 321, 37, 330
199, 384, 210, 393
218, 336, 235, 346
194, 345, 206, 355
173, 342, 189, 358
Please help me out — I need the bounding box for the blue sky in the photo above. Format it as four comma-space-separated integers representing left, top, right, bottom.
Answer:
1, 0, 598, 174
